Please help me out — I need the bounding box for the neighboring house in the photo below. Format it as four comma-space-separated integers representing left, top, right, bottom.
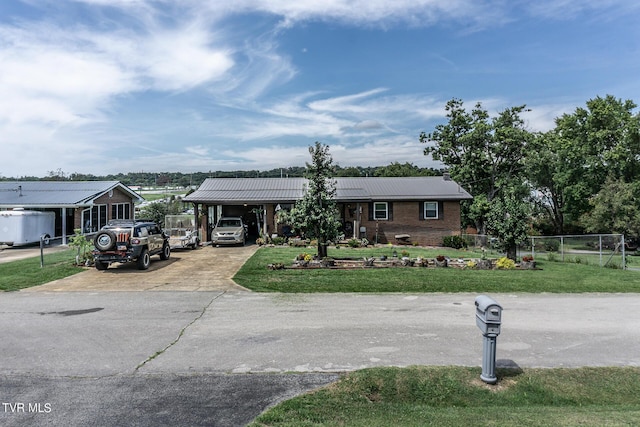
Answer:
0, 181, 143, 244
184, 176, 472, 246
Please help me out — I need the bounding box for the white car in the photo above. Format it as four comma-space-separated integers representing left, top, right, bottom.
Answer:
211, 217, 246, 246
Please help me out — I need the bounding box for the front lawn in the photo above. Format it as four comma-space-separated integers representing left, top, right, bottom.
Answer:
0, 250, 84, 291
234, 246, 640, 293
250, 366, 640, 426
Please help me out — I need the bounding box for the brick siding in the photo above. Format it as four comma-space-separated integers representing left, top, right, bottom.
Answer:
359, 201, 462, 246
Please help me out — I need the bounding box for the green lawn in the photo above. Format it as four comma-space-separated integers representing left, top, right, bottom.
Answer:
0, 249, 84, 291
250, 366, 640, 426
234, 246, 640, 293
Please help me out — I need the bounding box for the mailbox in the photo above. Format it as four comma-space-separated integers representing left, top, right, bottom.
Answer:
475, 295, 502, 337
475, 295, 503, 384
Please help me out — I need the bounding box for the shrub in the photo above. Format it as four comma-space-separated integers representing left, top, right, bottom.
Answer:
271, 236, 286, 246
443, 235, 468, 249
296, 252, 313, 262
401, 250, 410, 258
522, 255, 534, 262
543, 238, 560, 252
69, 228, 93, 265
496, 256, 516, 269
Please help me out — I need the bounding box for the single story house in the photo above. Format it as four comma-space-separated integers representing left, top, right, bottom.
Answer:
0, 181, 143, 244
184, 176, 473, 246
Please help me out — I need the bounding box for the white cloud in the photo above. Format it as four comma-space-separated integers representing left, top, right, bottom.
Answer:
185, 145, 210, 156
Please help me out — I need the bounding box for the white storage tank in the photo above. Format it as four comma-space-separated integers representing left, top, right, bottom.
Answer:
0, 210, 55, 246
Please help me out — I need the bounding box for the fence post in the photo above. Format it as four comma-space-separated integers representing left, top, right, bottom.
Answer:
622, 235, 626, 270
599, 235, 603, 267
560, 236, 564, 262
531, 237, 535, 260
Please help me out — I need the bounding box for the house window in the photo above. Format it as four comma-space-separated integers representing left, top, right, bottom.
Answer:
111, 203, 131, 220
424, 201, 438, 219
373, 202, 389, 220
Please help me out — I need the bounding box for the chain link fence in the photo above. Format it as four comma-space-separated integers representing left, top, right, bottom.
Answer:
461, 233, 629, 269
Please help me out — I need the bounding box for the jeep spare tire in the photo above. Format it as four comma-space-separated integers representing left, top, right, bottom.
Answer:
94, 230, 117, 251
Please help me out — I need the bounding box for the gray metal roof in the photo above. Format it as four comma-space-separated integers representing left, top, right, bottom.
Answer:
184, 177, 472, 204
0, 181, 143, 208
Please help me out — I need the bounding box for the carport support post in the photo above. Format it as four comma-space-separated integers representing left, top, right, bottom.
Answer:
480, 335, 497, 384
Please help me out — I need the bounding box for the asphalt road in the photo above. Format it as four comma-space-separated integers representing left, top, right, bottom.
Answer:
2, 290, 640, 426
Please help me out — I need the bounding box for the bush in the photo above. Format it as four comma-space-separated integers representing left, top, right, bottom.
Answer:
496, 256, 516, 269
443, 235, 468, 249
271, 236, 286, 245
542, 238, 560, 252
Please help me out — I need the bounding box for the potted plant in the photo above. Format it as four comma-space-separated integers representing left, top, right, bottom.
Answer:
521, 255, 536, 269
435, 255, 448, 267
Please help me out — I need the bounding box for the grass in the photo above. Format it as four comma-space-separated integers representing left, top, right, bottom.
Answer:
0, 249, 84, 291
250, 366, 640, 426
234, 246, 640, 293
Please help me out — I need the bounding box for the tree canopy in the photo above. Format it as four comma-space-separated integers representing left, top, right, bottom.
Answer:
421, 99, 532, 240
287, 142, 341, 259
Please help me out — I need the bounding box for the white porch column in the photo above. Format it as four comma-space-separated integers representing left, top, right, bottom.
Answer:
263, 204, 268, 236
61, 207, 67, 245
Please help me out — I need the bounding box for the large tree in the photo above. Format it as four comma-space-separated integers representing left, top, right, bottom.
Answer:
528, 95, 640, 234
288, 142, 341, 259
421, 98, 533, 237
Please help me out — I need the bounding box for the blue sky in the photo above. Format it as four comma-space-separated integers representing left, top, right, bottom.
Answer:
1, 0, 639, 177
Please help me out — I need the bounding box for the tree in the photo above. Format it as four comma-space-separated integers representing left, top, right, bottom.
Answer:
288, 142, 341, 259
525, 131, 569, 234
527, 95, 640, 234
373, 162, 438, 177
421, 99, 533, 236
485, 185, 531, 260
138, 197, 183, 227
581, 178, 640, 238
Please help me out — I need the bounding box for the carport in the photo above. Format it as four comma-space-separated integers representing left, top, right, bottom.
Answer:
184, 179, 304, 242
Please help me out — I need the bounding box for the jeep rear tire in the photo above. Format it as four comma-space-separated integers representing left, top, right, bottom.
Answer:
94, 230, 117, 251
160, 243, 170, 260
137, 249, 151, 270
95, 260, 109, 270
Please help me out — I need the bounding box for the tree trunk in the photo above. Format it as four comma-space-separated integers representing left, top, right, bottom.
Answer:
506, 243, 517, 261
318, 241, 327, 259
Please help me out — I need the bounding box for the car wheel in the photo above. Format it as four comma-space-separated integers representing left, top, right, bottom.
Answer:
94, 230, 117, 251
160, 243, 170, 260
137, 249, 150, 270
95, 261, 108, 270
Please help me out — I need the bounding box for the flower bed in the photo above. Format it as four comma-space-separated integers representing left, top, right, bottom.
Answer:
277, 256, 539, 270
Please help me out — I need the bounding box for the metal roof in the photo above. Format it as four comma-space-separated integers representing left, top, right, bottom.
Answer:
184, 177, 472, 204
0, 181, 143, 208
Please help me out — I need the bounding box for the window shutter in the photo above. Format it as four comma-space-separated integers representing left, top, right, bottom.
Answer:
419, 202, 425, 220
368, 203, 374, 221
388, 202, 393, 221
438, 201, 444, 219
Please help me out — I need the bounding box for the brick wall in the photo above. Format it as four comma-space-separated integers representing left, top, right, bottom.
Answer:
359, 201, 462, 246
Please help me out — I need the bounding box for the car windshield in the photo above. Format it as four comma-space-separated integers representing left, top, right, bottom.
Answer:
218, 219, 241, 227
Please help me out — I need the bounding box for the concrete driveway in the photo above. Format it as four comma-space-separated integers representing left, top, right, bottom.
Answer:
22, 244, 257, 292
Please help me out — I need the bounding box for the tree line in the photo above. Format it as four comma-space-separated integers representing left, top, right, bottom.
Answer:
0, 163, 442, 188
421, 94, 640, 258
